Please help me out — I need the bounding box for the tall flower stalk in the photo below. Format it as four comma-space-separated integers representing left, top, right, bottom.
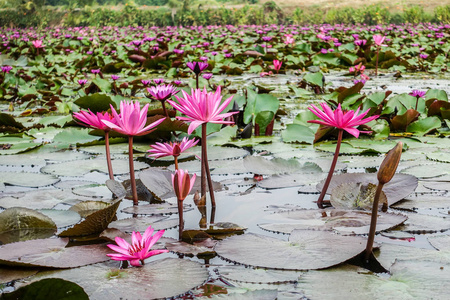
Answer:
308, 103, 379, 208
409, 90, 426, 111
73, 110, 116, 180
168, 86, 237, 207
102, 101, 165, 205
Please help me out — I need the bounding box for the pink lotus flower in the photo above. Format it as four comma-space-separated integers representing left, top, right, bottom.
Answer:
308, 103, 379, 138
73, 110, 116, 131
373, 34, 387, 46
148, 137, 198, 159
32, 40, 44, 48
172, 169, 196, 201
167, 86, 237, 134
147, 84, 179, 101
107, 226, 168, 267
187, 61, 209, 75
78, 79, 88, 86
1, 66, 12, 73
272, 60, 282, 72
102, 101, 165, 136
409, 90, 426, 98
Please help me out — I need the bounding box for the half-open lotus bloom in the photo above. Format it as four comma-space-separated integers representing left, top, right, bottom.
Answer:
308, 103, 379, 138
272, 60, 282, 73
172, 169, 196, 201
32, 40, 44, 48
147, 84, 179, 101
167, 86, 237, 134
186, 61, 209, 75
148, 137, 198, 159
107, 226, 168, 267
73, 110, 116, 131
102, 101, 165, 136
373, 34, 387, 46
409, 90, 426, 98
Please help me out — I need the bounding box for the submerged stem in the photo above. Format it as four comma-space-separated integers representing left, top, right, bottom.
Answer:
128, 136, 138, 205
105, 131, 114, 180
364, 183, 384, 261
202, 123, 216, 207
316, 129, 343, 208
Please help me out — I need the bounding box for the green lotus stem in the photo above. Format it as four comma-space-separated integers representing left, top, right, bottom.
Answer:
178, 199, 184, 240
202, 123, 216, 207
128, 136, 138, 205
105, 131, 114, 180
317, 129, 343, 208
364, 183, 384, 261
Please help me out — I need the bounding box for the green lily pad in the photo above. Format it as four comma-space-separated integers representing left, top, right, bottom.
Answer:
257, 173, 324, 189
37, 209, 81, 229
428, 235, 450, 251
38, 115, 73, 127
0, 172, 59, 188
59, 200, 121, 237
41, 158, 148, 176
0, 150, 91, 166
0, 207, 57, 232
406, 116, 442, 136
0, 238, 111, 268
391, 195, 450, 210
72, 184, 112, 199
281, 124, 315, 144
400, 213, 450, 233
69, 201, 112, 218
295, 260, 450, 299
215, 230, 371, 270
426, 151, 450, 163
1, 278, 89, 300
52, 128, 103, 147
0, 189, 84, 210
108, 216, 178, 233
74, 93, 116, 113
17, 258, 208, 300
376, 243, 450, 268
258, 209, 406, 235
243, 156, 321, 175
400, 164, 449, 179
217, 265, 300, 284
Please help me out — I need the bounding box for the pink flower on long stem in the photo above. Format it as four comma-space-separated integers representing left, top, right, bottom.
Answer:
73, 110, 117, 180
168, 86, 237, 208
373, 34, 386, 77
102, 101, 165, 205
148, 137, 198, 169
32, 40, 44, 56
146, 84, 179, 118
172, 169, 196, 240
308, 103, 379, 208
107, 226, 168, 267
409, 90, 426, 110
187, 61, 208, 88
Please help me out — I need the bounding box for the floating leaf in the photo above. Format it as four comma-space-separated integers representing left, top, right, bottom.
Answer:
426, 151, 450, 163
428, 235, 450, 251
0, 172, 59, 188
0, 207, 56, 232
52, 128, 103, 147
401, 213, 450, 233
330, 182, 388, 210
17, 258, 208, 299
1, 278, 89, 300
38, 115, 73, 127
391, 195, 450, 210
165, 239, 217, 256
41, 158, 148, 176
217, 265, 300, 284
74, 93, 116, 113
0, 228, 56, 245
0, 267, 38, 284
72, 184, 112, 198
400, 164, 448, 179
37, 209, 81, 229
258, 209, 406, 235
281, 124, 315, 144
0, 189, 84, 210
243, 156, 320, 175
108, 216, 178, 233
257, 173, 324, 189
317, 173, 418, 206
406, 116, 441, 136
296, 260, 450, 299
0, 238, 111, 268
59, 200, 121, 237
215, 230, 370, 270
121, 203, 193, 215
105, 179, 127, 199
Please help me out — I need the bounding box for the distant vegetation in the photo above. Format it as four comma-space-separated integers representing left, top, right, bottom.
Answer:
1, 0, 450, 27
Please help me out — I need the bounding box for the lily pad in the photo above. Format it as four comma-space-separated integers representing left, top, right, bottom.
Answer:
295, 260, 450, 300
68, 201, 111, 218
376, 243, 450, 267
165, 239, 217, 256
0, 267, 38, 284
215, 230, 371, 270
0, 229, 56, 245
257, 173, 324, 189
217, 265, 300, 284
426, 151, 450, 163
243, 156, 321, 175
428, 235, 450, 251
317, 173, 418, 206
400, 213, 450, 233
330, 182, 388, 210
41, 158, 148, 176
1, 278, 89, 300
0, 188, 83, 210
72, 184, 112, 198
0, 207, 57, 232
400, 164, 449, 179
108, 216, 178, 233
105, 179, 127, 199
37, 209, 81, 229
52, 127, 103, 147
0, 238, 111, 268
121, 203, 193, 215
422, 181, 450, 192
17, 258, 208, 300
258, 209, 406, 235
59, 200, 121, 237
0, 172, 59, 188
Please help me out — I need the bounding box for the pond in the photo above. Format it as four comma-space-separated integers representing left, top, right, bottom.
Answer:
1, 69, 450, 299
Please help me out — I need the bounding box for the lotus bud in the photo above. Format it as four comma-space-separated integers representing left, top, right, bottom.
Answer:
377, 142, 403, 184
